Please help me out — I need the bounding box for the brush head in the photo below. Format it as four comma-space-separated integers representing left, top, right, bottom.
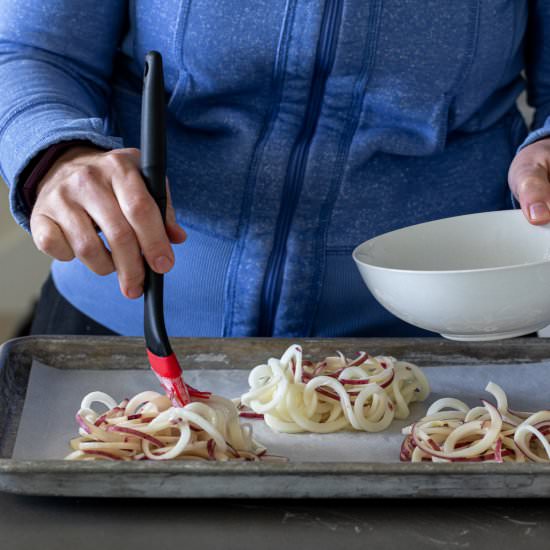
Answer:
146, 349, 212, 406
146, 349, 191, 407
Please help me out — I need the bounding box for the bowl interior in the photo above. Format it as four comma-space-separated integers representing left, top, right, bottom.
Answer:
354, 210, 550, 272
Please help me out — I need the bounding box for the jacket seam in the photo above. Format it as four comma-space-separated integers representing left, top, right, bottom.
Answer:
223, 0, 298, 336
443, 0, 481, 137
181, 220, 237, 242
0, 97, 96, 146
451, 0, 482, 94
306, 0, 383, 336
494, 2, 519, 94
168, 0, 193, 116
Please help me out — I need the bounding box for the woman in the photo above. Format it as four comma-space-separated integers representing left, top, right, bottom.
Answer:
1, 1, 549, 338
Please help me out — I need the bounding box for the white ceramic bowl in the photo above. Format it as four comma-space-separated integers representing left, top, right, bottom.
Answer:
352, 210, 550, 341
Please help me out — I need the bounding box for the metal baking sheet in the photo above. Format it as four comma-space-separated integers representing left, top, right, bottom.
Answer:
1, 336, 550, 498
11, 360, 550, 463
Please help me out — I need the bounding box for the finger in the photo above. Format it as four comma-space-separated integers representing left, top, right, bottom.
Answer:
166, 222, 187, 244
112, 168, 175, 274
83, 187, 145, 300
109, 152, 185, 244
513, 165, 550, 225
106, 147, 141, 166
30, 213, 74, 261
165, 181, 187, 244
58, 206, 115, 276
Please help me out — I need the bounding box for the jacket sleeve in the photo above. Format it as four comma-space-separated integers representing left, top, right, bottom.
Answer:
519, 1, 550, 150
0, 0, 127, 230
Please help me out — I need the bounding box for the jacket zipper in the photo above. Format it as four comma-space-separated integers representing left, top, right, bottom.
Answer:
258, 0, 343, 336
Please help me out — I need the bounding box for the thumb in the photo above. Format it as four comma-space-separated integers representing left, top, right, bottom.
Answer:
509, 145, 550, 225
165, 180, 187, 243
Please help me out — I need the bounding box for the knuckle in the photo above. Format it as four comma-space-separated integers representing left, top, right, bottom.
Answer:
108, 223, 135, 247
142, 239, 170, 257
104, 151, 126, 170
54, 186, 73, 205
36, 178, 69, 205
35, 230, 58, 255
73, 165, 99, 191
48, 185, 65, 201
119, 269, 144, 287
518, 177, 548, 197
106, 148, 140, 170
119, 147, 140, 162
73, 237, 100, 260
125, 195, 155, 219
124, 147, 140, 159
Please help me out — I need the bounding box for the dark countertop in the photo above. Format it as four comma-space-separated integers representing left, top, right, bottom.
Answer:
2, 337, 550, 547
1, 495, 549, 550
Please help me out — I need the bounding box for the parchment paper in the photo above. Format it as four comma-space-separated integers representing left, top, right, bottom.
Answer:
12, 359, 550, 462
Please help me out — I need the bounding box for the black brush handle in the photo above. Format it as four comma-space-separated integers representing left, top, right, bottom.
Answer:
140, 51, 172, 357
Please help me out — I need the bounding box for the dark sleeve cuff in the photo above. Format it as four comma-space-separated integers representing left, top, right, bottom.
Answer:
20, 140, 106, 211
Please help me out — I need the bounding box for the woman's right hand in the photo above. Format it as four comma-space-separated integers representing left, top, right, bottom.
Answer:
29, 146, 187, 299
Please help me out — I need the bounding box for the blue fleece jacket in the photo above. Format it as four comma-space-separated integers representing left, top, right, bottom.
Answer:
1, 1, 549, 337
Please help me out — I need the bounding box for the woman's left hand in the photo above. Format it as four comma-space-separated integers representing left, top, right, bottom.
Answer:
508, 138, 550, 225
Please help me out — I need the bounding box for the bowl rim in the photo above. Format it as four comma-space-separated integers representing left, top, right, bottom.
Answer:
352, 210, 550, 275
